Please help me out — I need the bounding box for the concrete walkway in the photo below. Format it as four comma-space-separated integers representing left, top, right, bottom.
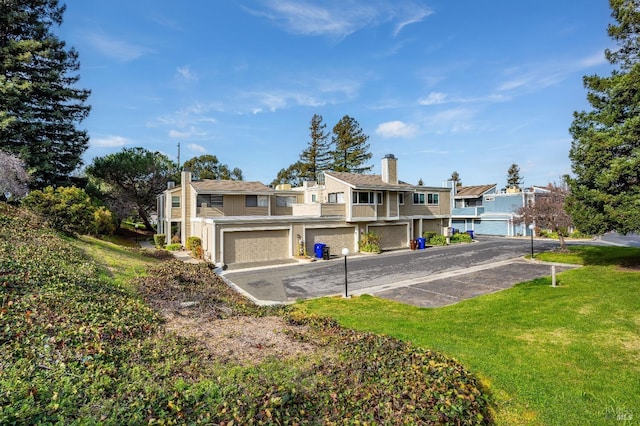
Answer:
138, 240, 203, 264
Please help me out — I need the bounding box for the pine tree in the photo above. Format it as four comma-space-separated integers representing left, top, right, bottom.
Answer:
330, 115, 373, 173
507, 164, 523, 188
0, 0, 91, 189
567, 0, 640, 235
299, 114, 331, 182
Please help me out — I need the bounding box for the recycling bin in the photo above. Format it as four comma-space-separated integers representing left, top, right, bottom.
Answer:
322, 246, 330, 260
466, 230, 474, 239
417, 237, 426, 249
314, 243, 326, 259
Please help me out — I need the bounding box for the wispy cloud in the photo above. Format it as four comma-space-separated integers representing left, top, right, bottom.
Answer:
176, 65, 197, 82
376, 120, 418, 138
246, 0, 433, 39
92, 135, 129, 148
187, 143, 207, 153
418, 92, 448, 106
84, 32, 150, 61
168, 127, 207, 139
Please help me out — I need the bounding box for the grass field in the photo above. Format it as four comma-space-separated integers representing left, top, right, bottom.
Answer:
296, 245, 640, 425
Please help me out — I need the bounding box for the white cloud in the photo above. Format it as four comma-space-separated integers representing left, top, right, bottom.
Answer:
187, 143, 207, 153
376, 121, 418, 138
418, 92, 447, 106
92, 135, 129, 148
247, 1, 433, 39
176, 65, 197, 81
168, 127, 207, 139
85, 32, 150, 61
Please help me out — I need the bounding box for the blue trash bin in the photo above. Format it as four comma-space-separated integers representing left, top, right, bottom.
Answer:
314, 243, 326, 258
466, 230, 474, 239
417, 237, 426, 249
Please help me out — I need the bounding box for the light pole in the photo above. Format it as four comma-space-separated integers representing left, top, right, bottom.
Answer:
341, 247, 350, 298
528, 224, 535, 259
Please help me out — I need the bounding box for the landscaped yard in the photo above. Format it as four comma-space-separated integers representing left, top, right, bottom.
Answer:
296, 245, 640, 425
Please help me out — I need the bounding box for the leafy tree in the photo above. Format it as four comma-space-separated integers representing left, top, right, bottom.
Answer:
0, 0, 91, 189
567, 0, 640, 235
515, 181, 573, 250
330, 115, 373, 173
22, 186, 115, 235
300, 114, 332, 182
507, 163, 523, 188
86, 147, 176, 231
450, 171, 462, 187
182, 154, 243, 180
0, 149, 30, 200
417, 178, 424, 186
272, 161, 307, 187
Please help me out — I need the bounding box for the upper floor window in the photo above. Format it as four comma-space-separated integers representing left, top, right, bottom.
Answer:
399, 192, 405, 205
171, 196, 180, 208
428, 193, 439, 205
276, 195, 296, 207
197, 194, 223, 207
328, 192, 345, 203
353, 191, 382, 205
413, 192, 440, 205
413, 193, 425, 205
246, 195, 269, 207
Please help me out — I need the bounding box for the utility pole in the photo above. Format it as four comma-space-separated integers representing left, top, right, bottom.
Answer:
177, 142, 181, 169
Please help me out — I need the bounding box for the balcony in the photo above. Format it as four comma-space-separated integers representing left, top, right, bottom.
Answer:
452, 206, 485, 217
292, 203, 345, 217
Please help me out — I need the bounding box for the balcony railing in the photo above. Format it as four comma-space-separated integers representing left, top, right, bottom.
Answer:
452, 206, 485, 216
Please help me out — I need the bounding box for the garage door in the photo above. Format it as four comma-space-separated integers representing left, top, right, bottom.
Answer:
368, 224, 408, 250
474, 220, 508, 236
223, 230, 289, 264
305, 227, 355, 256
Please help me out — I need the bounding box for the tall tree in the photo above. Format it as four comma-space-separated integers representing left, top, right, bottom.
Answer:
182, 155, 243, 180
271, 161, 307, 187
0, 149, 30, 200
330, 115, 373, 173
86, 147, 176, 231
507, 163, 523, 188
567, 0, 640, 235
515, 181, 573, 250
300, 114, 331, 182
0, 0, 91, 189
450, 171, 462, 187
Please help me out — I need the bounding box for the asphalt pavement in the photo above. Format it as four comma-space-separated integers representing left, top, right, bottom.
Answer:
220, 237, 580, 307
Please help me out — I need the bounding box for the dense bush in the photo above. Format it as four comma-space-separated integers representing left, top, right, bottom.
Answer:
423, 231, 437, 241
451, 232, 472, 243
165, 243, 182, 251
186, 236, 202, 257
359, 231, 381, 253
0, 203, 492, 424
153, 234, 166, 248
429, 234, 448, 246
21, 186, 115, 235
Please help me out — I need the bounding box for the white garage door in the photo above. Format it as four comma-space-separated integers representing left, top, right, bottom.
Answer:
369, 224, 408, 250
305, 227, 355, 256
223, 230, 289, 264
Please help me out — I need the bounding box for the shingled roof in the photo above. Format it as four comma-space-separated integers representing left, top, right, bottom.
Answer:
191, 180, 272, 193
455, 184, 497, 198
324, 172, 416, 191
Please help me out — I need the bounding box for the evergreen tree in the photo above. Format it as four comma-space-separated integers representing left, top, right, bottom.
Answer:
330, 115, 373, 173
182, 155, 243, 180
567, 0, 640, 235
0, 0, 91, 189
299, 114, 331, 181
507, 164, 523, 188
450, 171, 462, 187
271, 161, 307, 187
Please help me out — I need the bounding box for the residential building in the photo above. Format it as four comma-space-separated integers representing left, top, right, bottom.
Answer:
451, 184, 549, 236
157, 154, 452, 266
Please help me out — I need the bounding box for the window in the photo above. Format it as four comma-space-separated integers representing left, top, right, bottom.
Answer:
171, 196, 180, 208
246, 195, 268, 207
398, 192, 405, 205
276, 195, 296, 207
413, 193, 425, 205
311, 194, 317, 203
427, 193, 439, 205
352, 191, 382, 205
197, 194, 223, 207
328, 192, 345, 203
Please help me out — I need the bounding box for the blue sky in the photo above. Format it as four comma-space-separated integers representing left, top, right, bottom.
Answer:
58, 0, 614, 188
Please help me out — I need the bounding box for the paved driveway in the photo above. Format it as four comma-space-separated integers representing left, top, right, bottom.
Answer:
222, 237, 578, 307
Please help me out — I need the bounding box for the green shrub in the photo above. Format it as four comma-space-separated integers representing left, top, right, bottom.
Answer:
570, 229, 591, 239
186, 236, 201, 251
166, 243, 182, 251
451, 232, 472, 243
429, 234, 447, 246
359, 231, 381, 253
153, 234, 166, 248
422, 231, 436, 241
92, 206, 116, 235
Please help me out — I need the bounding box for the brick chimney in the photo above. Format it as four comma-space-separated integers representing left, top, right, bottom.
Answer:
381, 154, 398, 184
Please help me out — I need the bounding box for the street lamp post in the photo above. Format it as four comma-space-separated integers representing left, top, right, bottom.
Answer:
341, 247, 350, 298
528, 224, 535, 259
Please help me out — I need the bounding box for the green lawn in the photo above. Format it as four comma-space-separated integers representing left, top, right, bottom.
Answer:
296, 245, 640, 425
